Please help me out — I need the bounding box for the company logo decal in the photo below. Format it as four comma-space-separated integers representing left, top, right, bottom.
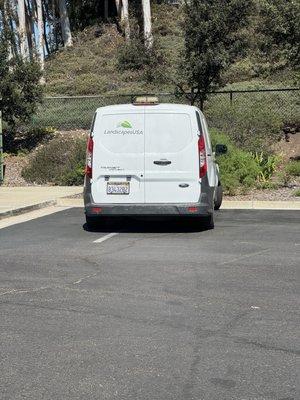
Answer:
104, 120, 143, 135
117, 120, 132, 129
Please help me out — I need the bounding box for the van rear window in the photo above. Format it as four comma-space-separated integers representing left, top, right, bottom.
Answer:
145, 113, 192, 153
98, 113, 144, 154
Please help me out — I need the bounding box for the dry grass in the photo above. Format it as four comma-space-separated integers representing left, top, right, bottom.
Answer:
44, 4, 184, 96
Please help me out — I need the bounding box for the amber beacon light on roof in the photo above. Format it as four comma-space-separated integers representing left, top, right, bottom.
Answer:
132, 96, 159, 105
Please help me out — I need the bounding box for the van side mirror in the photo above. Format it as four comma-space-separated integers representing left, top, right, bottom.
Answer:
215, 144, 228, 156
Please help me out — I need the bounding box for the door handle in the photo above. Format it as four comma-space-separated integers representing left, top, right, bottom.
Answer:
153, 160, 171, 165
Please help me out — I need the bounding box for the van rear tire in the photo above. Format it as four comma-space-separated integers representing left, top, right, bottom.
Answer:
202, 214, 215, 230
195, 214, 215, 231
214, 184, 223, 210
85, 215, 106, 231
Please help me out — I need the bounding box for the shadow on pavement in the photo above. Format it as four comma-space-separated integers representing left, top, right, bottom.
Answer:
82, 216, 214, 234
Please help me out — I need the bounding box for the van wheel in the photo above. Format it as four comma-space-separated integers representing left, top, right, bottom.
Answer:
214, 184, 223, 210
85, 216, 105, 231
202, 214, 215, 230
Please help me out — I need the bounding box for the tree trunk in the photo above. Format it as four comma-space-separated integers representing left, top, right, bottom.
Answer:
4, 0, 18, 59
58, 0, 73, 47
42, 1, 50, 56
36, 0, 45, 82
121, 0, 130, 41
25, 0, 34, 60
17, 0, 28, 58
52, 1, 59, 51
104, 0, 108, 21
115, 0, 121, 18
142, 0, 153, 49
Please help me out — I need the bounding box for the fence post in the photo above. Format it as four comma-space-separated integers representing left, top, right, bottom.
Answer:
0, 106, 3, 184
229, 91, 233, 105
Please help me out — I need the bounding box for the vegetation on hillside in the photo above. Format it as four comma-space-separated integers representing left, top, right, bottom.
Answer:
22, 136, 86, 185
44, 1, 300, 96
1, 0, 299, 194
0, 27, 42, 146
177, 0, 254, 108
44, 3, 183, 96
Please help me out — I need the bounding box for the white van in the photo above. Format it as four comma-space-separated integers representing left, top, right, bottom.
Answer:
84, 97, 227, 229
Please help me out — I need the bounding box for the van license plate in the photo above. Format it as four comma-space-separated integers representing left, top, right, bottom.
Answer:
107, 182, 130, 195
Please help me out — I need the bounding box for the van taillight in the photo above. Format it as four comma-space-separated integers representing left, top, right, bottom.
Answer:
85, 137, 94, 178
198, 135, 207, 178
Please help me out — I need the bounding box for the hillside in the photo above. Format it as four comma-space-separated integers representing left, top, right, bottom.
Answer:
44, 4, 183, 96
44, 3, 299, 97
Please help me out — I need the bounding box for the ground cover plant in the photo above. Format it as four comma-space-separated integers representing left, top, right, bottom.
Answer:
285, 160, 300, 177
22, 136, 86, 186
211, 130, 283, 195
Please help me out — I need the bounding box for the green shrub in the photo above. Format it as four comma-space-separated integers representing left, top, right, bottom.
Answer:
277, 171, 292, 187
117, 38, 146, 71
4, 126, 56, 153
253, 152, 281, 182
285, 161, 300, 177
256, 181, 279, 190
211, 129, 281, 194
58, 161, 85, 185
293, 189, 300, 197
210, 129, 232, 150
217, 149, 261, 194
117, 35, 166, 84
211, 129, 261, 195
22, 136, 86, 185
0, 37, 42, 131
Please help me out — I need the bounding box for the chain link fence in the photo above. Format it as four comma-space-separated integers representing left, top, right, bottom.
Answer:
28, 88, 300, 131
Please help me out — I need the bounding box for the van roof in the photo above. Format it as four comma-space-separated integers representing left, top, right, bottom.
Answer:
96, 103, 201, 114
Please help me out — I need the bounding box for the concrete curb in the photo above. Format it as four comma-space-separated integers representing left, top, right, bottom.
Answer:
222, 200, 300, 210
0, 200, 57, 220
57, 198, 83, 207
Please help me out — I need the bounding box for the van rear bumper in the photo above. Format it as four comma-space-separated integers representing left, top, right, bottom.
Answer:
84, 194, 213, 217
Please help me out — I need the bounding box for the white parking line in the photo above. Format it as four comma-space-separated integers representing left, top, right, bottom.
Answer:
93, 232, 119, 243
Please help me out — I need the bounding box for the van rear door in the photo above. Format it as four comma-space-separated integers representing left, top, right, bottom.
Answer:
144, 111, 200, 203
91, 109, 145, 204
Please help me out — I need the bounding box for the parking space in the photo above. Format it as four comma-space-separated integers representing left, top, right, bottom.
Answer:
0, 208, 299, 400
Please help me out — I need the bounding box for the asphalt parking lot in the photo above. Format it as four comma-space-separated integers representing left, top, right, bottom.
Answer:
0, 208, 299, 400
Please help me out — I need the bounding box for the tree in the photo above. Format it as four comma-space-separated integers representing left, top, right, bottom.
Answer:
177, 0, 253, 109
0, 28, 42, 137
142, 0, 153, 49
258, 0, 300, 67
58, 0, 73, 47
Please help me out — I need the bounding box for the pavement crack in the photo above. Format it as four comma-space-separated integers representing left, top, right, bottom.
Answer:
233, 337, 300, 356
182, 309, 252, 399
0, 299, 194, 332
218, 248, 270, 265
